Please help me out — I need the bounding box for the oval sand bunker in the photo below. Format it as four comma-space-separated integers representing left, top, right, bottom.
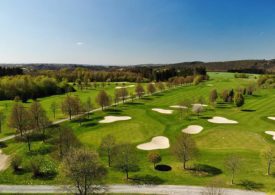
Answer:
268, 117, 275, 121
182, 125, 203, 134
170, 105, 188, 109
137, 136, 170, 150
208, 116, 238, 124
265, 131, 275, 140
99, 116, 131, 123
152, 108, 173, 114
192, 103, 208, 107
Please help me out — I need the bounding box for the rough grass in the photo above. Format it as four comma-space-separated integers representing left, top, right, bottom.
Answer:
1, 72, 275, 192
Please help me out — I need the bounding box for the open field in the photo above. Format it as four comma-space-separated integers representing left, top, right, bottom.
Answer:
1, 72, 275, 192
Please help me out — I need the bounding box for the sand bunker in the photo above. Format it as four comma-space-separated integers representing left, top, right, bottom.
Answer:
267, 117, 275, 121
192, 103, 208, 107
170, 105, 188, 109
115, 85, 135, 89
137, 136, 170, 150
265, 131, 275, 140
99, 116, 131, 123
0, 150, 9, 171
208, 116, 238, 124
152, 108, 173, 114
182, 125, 204, 134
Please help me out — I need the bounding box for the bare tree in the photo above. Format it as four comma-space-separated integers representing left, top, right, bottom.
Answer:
261, 147, 275, 176
114, 144, 138, 180
224, 155, 241, 184
99, 135, 116, 167
61, 95, 82, 120
50, 101, 58, 119
85, 97, 93, 119
156, 82, 165, 91
29, 101, 50, 138
58, 126, 81, 158
135, 83, 145, 98
118, 88, 128, 103
192, 104, 204, 116
148, 151, 162, 169
147, 83, 156, 94
96, 90, 111, 110
201, 179, 225, 195
8, 101, 29, 137
173, 134, 198, 170
64, 148, 107, 195
209, 89, 218, 105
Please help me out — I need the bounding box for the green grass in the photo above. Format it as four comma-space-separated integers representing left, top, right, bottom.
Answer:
1, 72, 275, 192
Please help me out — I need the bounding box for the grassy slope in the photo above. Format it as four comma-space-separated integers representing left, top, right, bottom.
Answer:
1, 72, 275, 192
0, 82, 141, 138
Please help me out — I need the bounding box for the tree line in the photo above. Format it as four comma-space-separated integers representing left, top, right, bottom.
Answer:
0, 66, 23, 76
0, 75, 74, 102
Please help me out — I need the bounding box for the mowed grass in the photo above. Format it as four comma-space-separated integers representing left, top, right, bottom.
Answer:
0, 82, 141, 138
1, 72, 275, 192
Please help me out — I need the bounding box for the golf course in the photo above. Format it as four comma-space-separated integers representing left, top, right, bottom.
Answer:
0, 72, 275, 193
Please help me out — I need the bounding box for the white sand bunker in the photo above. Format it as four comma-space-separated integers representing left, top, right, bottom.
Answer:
99, 116, 131, 123
152, 108, 173, 114
192, 103, 208, 107
137, 136, 170, 150
170, 105, 188, 109
208, 116, 238, 124
0, 150, 9, 171
182, 125, 203, 134
265, 131, 275, 140
115, 85, 135, 89
267, 117, 275, 121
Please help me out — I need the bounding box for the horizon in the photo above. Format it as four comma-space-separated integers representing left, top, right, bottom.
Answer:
1, 0, 275, 65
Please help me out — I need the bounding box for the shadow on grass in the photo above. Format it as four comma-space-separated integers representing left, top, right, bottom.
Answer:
190, 164, 222, 177
0, 142, 7, 148
241, 109, 256, 112
155, 164, 172, 172
104, 108, 122, 114
141, 97, 153, 101
125, 102, 144, 106
200, 116, 212, 120
130, 174, 165, 185
238, 180, 264, 190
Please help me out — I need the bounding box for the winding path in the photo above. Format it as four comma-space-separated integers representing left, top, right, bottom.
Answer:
0, 184, 266, 194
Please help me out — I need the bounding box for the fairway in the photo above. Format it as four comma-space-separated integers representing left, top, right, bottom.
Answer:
1, 72, 275, 192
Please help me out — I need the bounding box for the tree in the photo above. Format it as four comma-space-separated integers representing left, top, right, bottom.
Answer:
192, 104, 204, 116
29, 101, 50, 138
209, 89, 218, 105
156, 82, 165, 91
85, 97, 93, 119
96, 90, 111, 110
64, 148, 107, 195
57, 126, 81, 158
50, 102, 58, 119
118, 88, 128, 103
148, 151, 162, 169
221, 90, 229, 102
224, 155, 241, 184
0, 110, 5, 133
8, 101, 29, 137
130, 92, 136, 102
234, 93, 245, 107
147, 83, 156, 94
114, 90, 120, 106
135, 84, 145, 99
99, 135, 116, 167
173, 134, 198, 170
114, 144, 138, 180
261, 147, 275, 176
61, 95, 82, 120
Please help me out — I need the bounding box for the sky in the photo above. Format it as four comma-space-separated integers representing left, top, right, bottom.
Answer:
0, 0, 275, 65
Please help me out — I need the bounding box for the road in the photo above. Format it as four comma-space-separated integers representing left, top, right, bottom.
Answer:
0, 184, 266, 194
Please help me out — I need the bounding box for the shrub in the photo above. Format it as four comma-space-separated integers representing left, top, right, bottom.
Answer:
11, 154, 22, 172
29, 156, 57, 178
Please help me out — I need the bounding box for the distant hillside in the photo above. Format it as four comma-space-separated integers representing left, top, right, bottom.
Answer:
1, 59, 275, 73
